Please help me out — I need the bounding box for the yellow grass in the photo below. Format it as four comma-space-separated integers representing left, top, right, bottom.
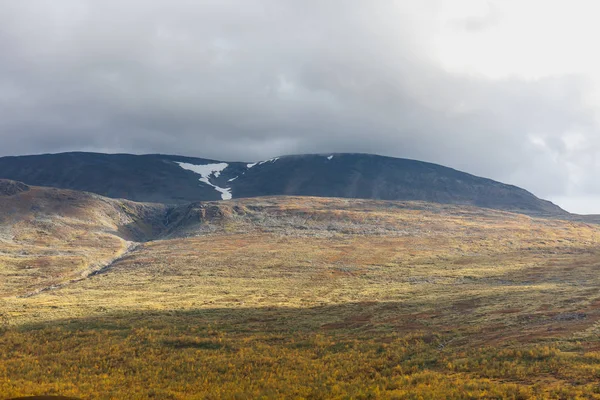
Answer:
3, 195, 600, 398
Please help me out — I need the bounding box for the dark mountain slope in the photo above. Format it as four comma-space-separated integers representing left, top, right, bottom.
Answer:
0, 152, 566, 216
0, 152, 245, 203
234, 154, 565, 216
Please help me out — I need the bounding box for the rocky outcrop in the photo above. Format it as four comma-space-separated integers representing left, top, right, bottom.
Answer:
0, 179, 29, 196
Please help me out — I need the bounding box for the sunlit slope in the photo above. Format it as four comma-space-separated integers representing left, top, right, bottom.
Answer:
4, 194, 600, 398
0, 180, 167, 297
6, 196, 600, 335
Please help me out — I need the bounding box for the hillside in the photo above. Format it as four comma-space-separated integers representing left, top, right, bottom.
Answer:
0, 152, 246, 203
0, 152, 566, 216
0, 179, 167, 297
3, 185, 600, 397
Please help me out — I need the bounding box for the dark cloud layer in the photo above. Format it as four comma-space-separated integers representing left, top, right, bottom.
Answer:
1, 1, 599, 211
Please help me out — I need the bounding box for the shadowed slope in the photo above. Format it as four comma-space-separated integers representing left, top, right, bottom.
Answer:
0, 152, 246, 203
233, 154, 566, 216
0, 152, 567, 216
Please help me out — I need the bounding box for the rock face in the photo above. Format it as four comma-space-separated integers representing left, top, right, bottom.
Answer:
0, 180, 29, 196
0, 152, 567, 216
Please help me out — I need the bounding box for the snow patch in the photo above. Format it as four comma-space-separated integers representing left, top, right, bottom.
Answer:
176, 162, 228, 178
327, 155, 333, 160
228, 176, 238, 182
176, 162, 232, 200
248, 157, 280, 168
211, 186, 232, 200
256, 157, 280, 166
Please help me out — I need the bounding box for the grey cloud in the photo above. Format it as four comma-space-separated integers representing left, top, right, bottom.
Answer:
452, 2, 501, 32
0, 0, 598, 209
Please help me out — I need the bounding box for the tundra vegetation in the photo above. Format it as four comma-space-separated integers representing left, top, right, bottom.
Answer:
2, 186, 600, 398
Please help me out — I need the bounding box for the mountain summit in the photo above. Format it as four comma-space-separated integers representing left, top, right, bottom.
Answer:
0, 152, 565, 216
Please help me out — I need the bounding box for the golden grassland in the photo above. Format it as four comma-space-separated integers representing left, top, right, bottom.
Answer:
5, 310, 600, 399
0, 185, 165, 297
4, 194, 600, 398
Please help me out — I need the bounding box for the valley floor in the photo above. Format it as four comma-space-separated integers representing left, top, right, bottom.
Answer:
3, 197, 600, 398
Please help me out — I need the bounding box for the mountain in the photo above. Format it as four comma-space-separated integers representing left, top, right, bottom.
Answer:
0, 152, 566, 216
0, 152, 246, 203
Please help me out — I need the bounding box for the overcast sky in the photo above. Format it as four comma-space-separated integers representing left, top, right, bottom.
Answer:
2, 1, 600, 212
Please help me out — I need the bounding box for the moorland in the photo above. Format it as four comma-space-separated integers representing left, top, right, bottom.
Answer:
3, 182, 600, 398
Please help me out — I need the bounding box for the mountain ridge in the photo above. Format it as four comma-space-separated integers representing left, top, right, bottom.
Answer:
0, 151, 566, 216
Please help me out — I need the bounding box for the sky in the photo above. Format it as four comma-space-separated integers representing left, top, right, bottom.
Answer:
1, 1, 600, 213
